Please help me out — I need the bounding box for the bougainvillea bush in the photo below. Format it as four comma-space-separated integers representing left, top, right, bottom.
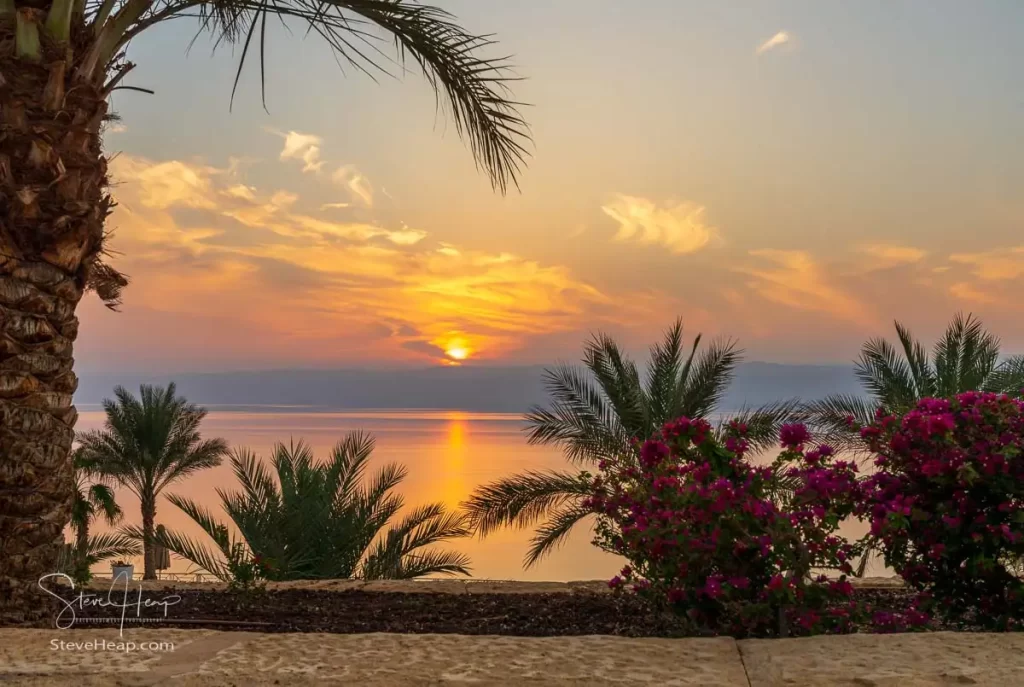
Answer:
585, 418, 865, 637
858, 391, 1024, 629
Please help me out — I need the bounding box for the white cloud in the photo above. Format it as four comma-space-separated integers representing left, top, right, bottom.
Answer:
601, 194, 717, 255
333, 165, 374, 207
757, 31, 791, 55
279, 131, 323, 173
320, 202, 351, 210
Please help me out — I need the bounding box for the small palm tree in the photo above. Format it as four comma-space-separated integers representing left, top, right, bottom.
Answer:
804, 313, 1024, 453
65, 450, 139, 583
76, 384, 228, 579
462, 318, 801, 567
144, 434, 471, 582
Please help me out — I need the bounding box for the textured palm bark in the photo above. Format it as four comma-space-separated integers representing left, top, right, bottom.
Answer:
141, 499, 156, 580
0, 11, 109, 623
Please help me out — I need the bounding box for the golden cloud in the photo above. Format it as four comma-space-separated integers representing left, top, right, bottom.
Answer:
856, 243, 927, 267
278, 130, 324, 173
332, 165, 374, 207
949, 282, 998, 305
757, 31, 791, 55
100, 154, 654, 364
601, 194, 717, 254
948, 247, 1024, 281
737, 250, 875, 326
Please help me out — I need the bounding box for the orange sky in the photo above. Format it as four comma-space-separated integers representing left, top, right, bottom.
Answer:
75, 4, 1024, 373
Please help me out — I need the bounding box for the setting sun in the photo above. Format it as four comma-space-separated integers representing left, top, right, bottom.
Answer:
446, 346, 469, 361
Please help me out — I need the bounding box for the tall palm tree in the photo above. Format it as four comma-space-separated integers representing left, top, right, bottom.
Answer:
67, 448, 138, 582
462, 318, 801, 567
804, 313, 1024, 453
75, 384, 228, 579
0, 2, 528, 621
142, 435, 471, 582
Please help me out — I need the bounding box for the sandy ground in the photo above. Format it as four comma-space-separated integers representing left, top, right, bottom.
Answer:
3, 627, 1022, 686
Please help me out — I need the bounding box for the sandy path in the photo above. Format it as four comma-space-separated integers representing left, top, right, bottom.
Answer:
3, 628, 1024, 686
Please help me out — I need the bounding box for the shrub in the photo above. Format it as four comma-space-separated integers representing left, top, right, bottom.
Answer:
858, 392, 1024, 629
586, 418, 864, 637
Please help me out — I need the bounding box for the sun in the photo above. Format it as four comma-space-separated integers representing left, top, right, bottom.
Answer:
445, 346, 469, 361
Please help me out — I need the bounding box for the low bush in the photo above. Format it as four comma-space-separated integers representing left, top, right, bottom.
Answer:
857, 391, 1024, 629
585, 418, 865, 637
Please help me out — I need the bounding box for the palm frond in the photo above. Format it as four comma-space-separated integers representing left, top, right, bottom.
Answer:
524, 364, 629, 463
524, 502, 592, 568
856, 335, 917, 412
85, 532, 143, 563
389, 550, 472, 579
894, 320, 934, 398
126, 523, 233, 582
677, 337, 741, 419
644, 319, 684, 423
118, 0, 531, 192
461, 470, 590, 536
986, 356, 1024, 397
719, 399, 804, 455
800, 394, 877, 455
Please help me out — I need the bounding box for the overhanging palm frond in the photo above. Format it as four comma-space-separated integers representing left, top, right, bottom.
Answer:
461, 470, 591, 537
390, 550, 472, 579
125, 523, 233, 582
524, 501, 593, 568
85, 0, 530, 193
83, 532, 143, 565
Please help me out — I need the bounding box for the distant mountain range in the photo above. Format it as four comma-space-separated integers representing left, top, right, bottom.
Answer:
74, 362, 866, 413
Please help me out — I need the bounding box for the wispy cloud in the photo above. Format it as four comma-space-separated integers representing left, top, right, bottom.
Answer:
601, 194, 717, 254
852, 243, 928, 272
278, 131, 323, 173
949, 282, 998, 305
333, 165, 374, 207
97, 154, 660, 365
756, 31, 791, 55
737, 250, 874, 326
320, 202, 351, 210
949, 247, 1024, 281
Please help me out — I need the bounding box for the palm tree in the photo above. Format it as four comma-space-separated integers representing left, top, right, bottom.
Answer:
0, 2, 528, 620
67, 449, 139, 582
141, 435, 471, 582
804, 313, 1024, 453
462, 318, 801, 567
75, 384, 228, 579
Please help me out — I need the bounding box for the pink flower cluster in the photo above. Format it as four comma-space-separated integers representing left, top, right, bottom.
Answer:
587, 419, 865, 637
857, 391, 1024, 629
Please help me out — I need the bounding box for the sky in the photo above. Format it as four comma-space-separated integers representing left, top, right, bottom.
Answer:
76, 1, 1024, 375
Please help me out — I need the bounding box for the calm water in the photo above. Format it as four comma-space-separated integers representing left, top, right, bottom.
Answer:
76, 407, 623, 581
77, 406, 883, 580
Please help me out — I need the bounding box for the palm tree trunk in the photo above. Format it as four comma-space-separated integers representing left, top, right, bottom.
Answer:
73, 519, 89, 582
141, 500, 156, 580
0, 10, 110, 623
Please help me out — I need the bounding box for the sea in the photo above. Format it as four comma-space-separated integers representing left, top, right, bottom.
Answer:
76, 406, 881, 581
76, 406, 622, 581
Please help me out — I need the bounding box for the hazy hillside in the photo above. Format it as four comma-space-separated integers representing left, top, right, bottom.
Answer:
75, 362, 865, 413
